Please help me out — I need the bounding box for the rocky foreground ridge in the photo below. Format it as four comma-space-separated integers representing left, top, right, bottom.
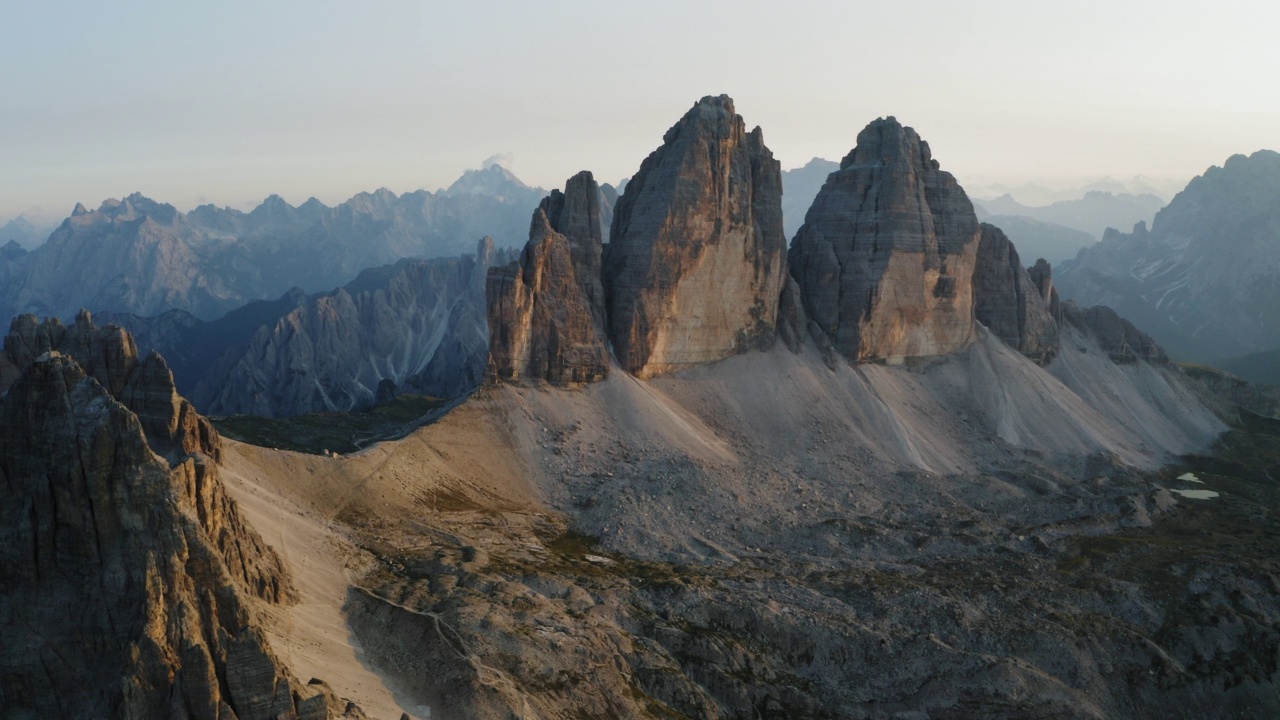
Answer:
0, 313, 362, 719
488, 99, 1169, 387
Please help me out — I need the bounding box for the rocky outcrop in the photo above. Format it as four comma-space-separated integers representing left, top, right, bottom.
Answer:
603, 94, 787, 378
487, 174, 610, 386
789, 117, 982, 364
198, 240, 498, 417
2, 310, 220, 462
538, 171, 607, 333
0, 324, 359, 718
1061, 302, 1168, 364
1028, 258, 1061, 320
972, 224, 1059, 363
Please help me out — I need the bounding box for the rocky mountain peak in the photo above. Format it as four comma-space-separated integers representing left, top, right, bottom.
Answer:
1057, 147, 1280, 361
445, 163, 536, 200
789, 116, 981, 363
0, 310, 367, 718
840, 116, 942, 176
487, 173, 610, 386
476, 234, 497, 265
604, 94, 787, 378
2, 310, 220, 462
2, 239, 26, 261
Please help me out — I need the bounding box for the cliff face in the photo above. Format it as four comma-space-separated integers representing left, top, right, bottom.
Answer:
0, 318, 356, 719
973, 223, 1060, 364
487, 173, 610, 386
789, 117, 981, 364
603, 95, 787, 378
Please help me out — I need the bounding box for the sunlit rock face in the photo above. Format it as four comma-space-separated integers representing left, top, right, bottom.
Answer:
789, 117, 981, 364
603, 94, 788, 379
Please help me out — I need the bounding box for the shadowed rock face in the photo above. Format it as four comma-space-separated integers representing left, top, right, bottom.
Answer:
538, 171, 607, 334
1028, 258, 1061, 320
2, 310, 220, 462
0, 318, 358, 719
604, 94, 787, 378
789, 116, 981, 364
487, 173, 610, 386
973, 223, 1060, 364
1061, 302, 1168, 365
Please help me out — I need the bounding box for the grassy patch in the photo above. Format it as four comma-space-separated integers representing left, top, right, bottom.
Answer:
212, 394, 449, 454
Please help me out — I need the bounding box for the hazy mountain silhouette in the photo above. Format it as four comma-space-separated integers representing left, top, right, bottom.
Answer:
781, 157, 840, 238
0, 166, 545, 323
973, 190, 1166, 239
1057, 150, 1280, 362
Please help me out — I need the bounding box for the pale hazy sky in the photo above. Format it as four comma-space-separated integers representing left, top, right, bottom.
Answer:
2, 0, 1277, 222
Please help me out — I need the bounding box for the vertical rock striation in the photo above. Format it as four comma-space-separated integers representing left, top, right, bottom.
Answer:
487, 173, 611, 386
603, 95, 787, 378
1028, 258, 1061, 322
2, 310, 220, 461
972, 223, 1060, 364
788, 117, 981, 364
0, 316, 360, 719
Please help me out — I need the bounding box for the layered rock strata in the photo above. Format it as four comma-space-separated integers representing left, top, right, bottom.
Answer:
972, 223, 1059, 363
603, 94, 787, 378
487, 173, 610, 385
788, 116, 982, 364
0, 317, 359, 719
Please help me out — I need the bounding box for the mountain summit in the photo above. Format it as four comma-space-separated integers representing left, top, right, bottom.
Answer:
604, 94, 787, 378
790, 116, 982, 363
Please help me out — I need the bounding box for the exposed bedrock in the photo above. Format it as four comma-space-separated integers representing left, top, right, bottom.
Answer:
972, 223, 1060, 364
788, 116, 982, 364
603, 94, 788, 378
0, 317, 360, 719
487, 172, 611, 385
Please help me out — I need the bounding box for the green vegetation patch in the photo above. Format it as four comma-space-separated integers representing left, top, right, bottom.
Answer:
212, 394, 448, 454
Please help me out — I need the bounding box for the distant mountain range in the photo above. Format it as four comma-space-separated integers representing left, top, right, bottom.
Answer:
0, 164, 547, 323
99, 238, 510, 416
1056, 150, 1280, 363
781, 157, 840, 238
0, 215, 56, 250
969, 175, 1185, 206
973, 190, 1166, 239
